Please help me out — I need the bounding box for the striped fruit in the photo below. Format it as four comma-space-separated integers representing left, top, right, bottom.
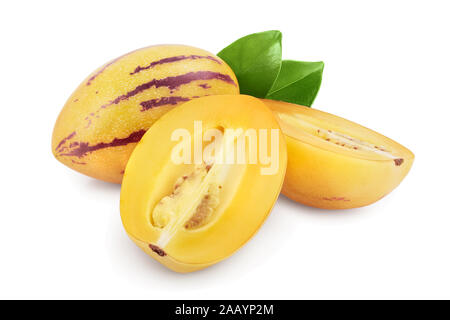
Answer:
52, 45, 239, 183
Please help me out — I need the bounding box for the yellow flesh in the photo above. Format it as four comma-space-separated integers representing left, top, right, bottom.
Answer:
120, 95, 287, 271
278, 112, 400, 160
151, 131, 245, 249
262, 99, 414, 209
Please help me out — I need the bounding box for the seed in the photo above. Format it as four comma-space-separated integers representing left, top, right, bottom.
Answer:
185, 195, 214, 229
149, 244, 166, 257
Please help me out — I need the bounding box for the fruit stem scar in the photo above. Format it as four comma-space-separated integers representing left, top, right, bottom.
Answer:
149, 244, 166, 257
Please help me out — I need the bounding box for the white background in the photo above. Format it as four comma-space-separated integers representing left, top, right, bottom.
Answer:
1, 0, 449, 299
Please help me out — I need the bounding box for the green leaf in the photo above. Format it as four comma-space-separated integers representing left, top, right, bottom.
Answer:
218, 30, 282, 98
266, 60, 324, 107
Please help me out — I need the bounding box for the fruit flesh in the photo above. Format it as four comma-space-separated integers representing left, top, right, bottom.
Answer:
262, 99, 414, 209
120, 95, 287, 272
152, 158, 242, 248
52, 45, 239, 183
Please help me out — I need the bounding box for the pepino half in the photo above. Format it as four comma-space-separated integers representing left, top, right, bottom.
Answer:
121, 95, 287, 272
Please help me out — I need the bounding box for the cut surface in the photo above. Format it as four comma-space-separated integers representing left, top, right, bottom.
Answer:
151, 129, 245, 247
152, 161, 231, 248
120, 95, 287, 271
266, 99, 413, 163
262, 99, 414, 209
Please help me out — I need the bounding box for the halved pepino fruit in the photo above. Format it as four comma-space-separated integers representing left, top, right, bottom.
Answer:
262, 99, 414, 209
120, 95, 287, 272
52, 45, 239, 183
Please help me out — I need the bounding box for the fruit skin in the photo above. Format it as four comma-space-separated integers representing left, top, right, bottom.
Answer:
120, 95, 287, 272
52, 45, 239, 183
262, 99, 414, 209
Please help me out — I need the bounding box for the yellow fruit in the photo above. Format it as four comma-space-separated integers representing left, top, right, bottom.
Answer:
52, 45, 239, 183
120, 95, 287, 272
262, 99, 414, 209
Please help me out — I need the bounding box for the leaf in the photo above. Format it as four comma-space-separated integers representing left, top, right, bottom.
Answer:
218, 30, 282, 98
266, 60, 324, 107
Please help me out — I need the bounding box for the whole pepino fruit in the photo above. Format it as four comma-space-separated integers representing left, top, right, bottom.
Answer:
52, 45, 239, 183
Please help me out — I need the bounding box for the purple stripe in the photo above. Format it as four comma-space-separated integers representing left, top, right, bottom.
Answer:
140, 96, 191, 111
86, 48, 140, 86
198, 83, 211, 89
71, 160, 87, 165
59, 130, 146, 158
130, 55, 222, 75
86, 59, 120, 86
103, 71, 236, 109
55, 131, 76, 152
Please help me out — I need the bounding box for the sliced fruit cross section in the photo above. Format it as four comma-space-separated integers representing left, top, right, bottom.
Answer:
120, 95, 287, 272
263, 99, 414, 209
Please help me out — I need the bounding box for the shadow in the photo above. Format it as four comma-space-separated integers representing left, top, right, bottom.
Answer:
106, 186, 385, 287
84, 176, 121, 192
106, 215, 243, 288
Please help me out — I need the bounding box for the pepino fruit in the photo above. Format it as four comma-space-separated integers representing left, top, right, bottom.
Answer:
263, 99, 414, 209
52, 45, 239, 183
120, 95, 287, 272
